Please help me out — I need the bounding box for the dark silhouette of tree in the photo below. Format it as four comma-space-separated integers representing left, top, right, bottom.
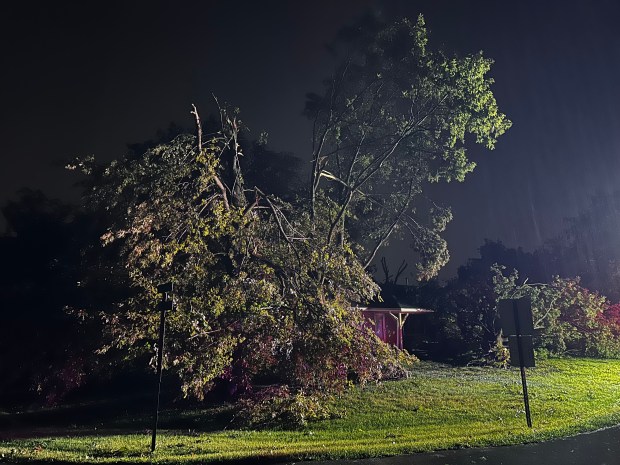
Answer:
405, 240, 545, 362
541, 191, 620, 301
126, 123, 188, 159
241, 141, 303, 201
0, 190, 101, 405
458, 240, 546, 284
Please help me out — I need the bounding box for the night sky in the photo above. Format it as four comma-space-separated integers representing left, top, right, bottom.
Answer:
2, 0, 620, 278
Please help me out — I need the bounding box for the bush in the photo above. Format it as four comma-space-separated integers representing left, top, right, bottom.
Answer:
493, 267, 620, 359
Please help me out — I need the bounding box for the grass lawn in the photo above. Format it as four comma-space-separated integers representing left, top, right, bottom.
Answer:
2, 357, 620, 463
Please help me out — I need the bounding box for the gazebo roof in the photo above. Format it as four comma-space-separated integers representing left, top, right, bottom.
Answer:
361, 306, 433, 314
357, 284, 434, 314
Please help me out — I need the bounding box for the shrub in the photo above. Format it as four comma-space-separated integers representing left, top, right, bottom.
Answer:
493, 266, 620, 358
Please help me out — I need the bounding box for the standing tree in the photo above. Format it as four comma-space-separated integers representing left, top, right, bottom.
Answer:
306, 16, 511, 279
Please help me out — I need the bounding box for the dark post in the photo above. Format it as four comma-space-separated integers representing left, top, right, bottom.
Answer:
512, 300, 532, 428
151, 305, 166, 452
151, 282, 174, 452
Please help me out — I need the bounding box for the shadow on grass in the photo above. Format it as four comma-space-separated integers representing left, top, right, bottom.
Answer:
0, 456, 297, 465
0, 394, 237, 439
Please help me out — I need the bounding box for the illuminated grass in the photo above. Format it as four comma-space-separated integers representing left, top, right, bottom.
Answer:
2, 358, 620, 463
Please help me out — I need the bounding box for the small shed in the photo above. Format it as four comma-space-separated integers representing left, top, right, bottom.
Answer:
358, 288, 433, 350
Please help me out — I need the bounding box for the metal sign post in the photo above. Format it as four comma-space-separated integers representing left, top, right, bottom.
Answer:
151, 282, 174, 452
512, 300, 532, 428
499, 297, 535, 428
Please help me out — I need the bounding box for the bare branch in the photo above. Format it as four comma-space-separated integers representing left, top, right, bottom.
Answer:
381, 257, 391, 285
394, 260, 408, 285
362, 181, 415, 269
213, 175, 230, 211
190, 104, 203, 151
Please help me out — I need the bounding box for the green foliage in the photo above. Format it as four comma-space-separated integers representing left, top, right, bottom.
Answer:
63, 14, 512, 416
492, 265, 620, 358
415, 241, 620, 363
486, 334, 510, 368
236, 386, 342, 429
68, 107, 410, 410
69, 129, 252, 398
307, 16, 510, 279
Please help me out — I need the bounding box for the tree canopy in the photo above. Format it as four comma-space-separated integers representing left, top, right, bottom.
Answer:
306, 16, 511, 279
68, 107, 409, 409
65, 16, 510, 412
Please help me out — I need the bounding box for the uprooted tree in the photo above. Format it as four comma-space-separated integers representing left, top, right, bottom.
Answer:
69, 107, 410, 411
67, 16, 509, 419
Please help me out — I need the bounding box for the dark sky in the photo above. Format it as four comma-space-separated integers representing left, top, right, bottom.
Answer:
2, 0, 620, 278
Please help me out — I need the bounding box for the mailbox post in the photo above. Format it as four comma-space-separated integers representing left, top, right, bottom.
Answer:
499, 297, 535, 428
151, 282, 174, 452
